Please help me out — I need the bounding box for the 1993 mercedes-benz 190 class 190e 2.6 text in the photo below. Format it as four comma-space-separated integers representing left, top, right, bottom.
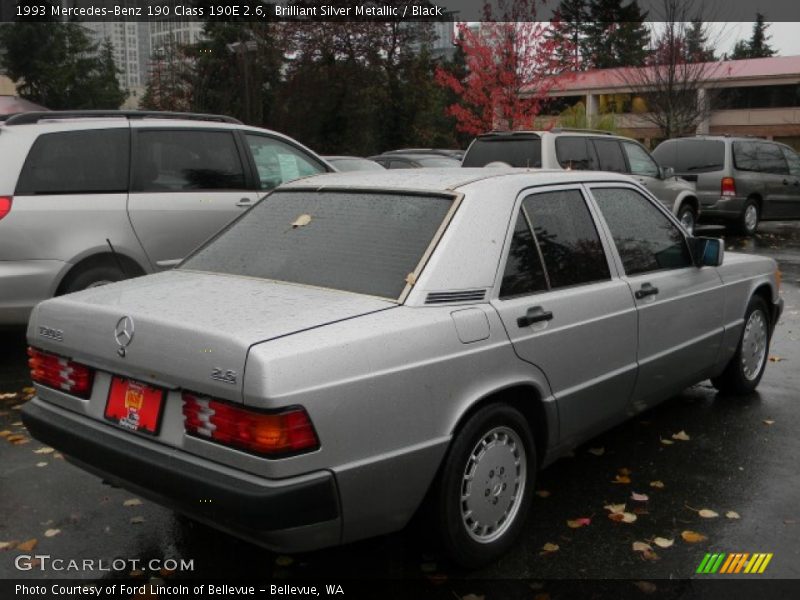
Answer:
22, 169, 782, 567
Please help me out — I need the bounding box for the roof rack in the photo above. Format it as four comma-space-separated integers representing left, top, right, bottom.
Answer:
550, 127, 614, 136
3, 110, 242, 126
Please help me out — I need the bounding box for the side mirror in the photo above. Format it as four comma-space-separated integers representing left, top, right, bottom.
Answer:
660, 166, 675, 179
690, 237, 724, 267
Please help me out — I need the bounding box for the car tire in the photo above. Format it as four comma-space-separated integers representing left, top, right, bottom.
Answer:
59, 264, 128, 295
677, 204, 697, 235
433, 404, 535, 568
737, 199, 760, 236
711, 295, 771, 395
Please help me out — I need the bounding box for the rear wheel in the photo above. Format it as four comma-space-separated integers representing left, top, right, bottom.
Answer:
737, 199, 760, 236
59, 264, 128, 294
677, 204, 696, 235
433, 404, 535, 568
712, 295, 771, 395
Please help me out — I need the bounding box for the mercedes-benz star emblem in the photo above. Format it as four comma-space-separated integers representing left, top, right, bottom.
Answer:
114, 316, 135, 357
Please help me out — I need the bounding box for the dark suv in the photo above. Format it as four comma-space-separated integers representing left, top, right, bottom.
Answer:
652, 136, 800, 235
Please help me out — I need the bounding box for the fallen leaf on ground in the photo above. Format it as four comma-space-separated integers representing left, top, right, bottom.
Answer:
618, 467, 632, 476
33, 447, 54, 454
768, 355, 783, 362
0, 393, 17, 400
604, 503, 626, 514
36, 462, 47, 468
631, 492, 649, 502
16, 539, 37, 552
632, 541, 652, 552
641, 549, 660, 561
160, 567, 175, 577
5, 434, 25, 443
129, 569, 144, 578
275, 556, 294, 567
123, 498, 142, 507
11, 405, 23, 410
633, 507, 649, 515
23, 387, 35, 394
129, 516, 145, 525
633, 581, 657, 594
763, 420, 775, 426
44, 529, 60, 538
566, 517, 591, 528
612, 475, 631, 484
0, 541, 15, 550
784, 519, 797, 525
698, 509, 719, 518
541, 542, 559, 554
672, 430, 691, 441
681, 530, 708, 543
660, 438, 675, 445
460, 594, 485, 600
650, 481, 665, 489
290, 214, 312, 228
588, 447, 605, 456
535, 490, 551, 498
609, 512, 637, 523
653, 537, 674, 548
726, 511, 741, 519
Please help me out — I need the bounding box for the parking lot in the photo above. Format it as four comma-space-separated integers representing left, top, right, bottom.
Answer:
1, 222, 799, 593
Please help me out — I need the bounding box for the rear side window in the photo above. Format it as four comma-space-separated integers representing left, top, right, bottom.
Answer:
781, 146, 800, 177
651, 140, 725, 173
592, 139, 627, 173
462, 137, 542, 168
16, 129, 129, 195
733, 142, 760, 172
500, 212, 548, 298
181, 190, 454, 300
555, 137, 598, 170
522, 190, 610, 288
245, 134, 326, 190
132, 130, 245, 192
757, 143, 789, 174
592, 187, 692, 275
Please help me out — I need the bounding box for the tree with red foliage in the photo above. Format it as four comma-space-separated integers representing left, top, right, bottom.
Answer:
435, 0, 576, 135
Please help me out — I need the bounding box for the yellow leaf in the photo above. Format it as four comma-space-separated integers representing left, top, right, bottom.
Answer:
129, 516, 145, 525
653, 537, 674, 548
660, 438, 675, 445
0, 541, 16, 551
33, 447, 54, 454
0, 393, 17, 400
23, 387, 35, 394
275, 555, 294, 567
632, 541, 652, 552
535, 490, 551, 498
44, 529, 60, 538
763, 420, 775, 426
123, 498, 142, 507
672, 430, 691, 441
681, 530, 708, 543
290, 214, 312, 228
612, 474, 631, 484
609, 512, 637, 523
5, 434, 25, 443
618, 467, 632, 476
36, 462, 47, 468
0, 430, 12, 438
541, 542, 559, 553
650, 480, 665, 489
633, 581, 657, 594
768, 355, 783, 362
604, 503, 626, 514
698, 509, 719, 518
588, 447, 605, 456
16, 539, 37, 552
405, 272, 417, 286
725, 511, 741, 519
631, 492, 649, 502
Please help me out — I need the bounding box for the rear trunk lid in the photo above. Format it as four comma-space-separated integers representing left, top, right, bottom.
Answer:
29, 270, 395, 402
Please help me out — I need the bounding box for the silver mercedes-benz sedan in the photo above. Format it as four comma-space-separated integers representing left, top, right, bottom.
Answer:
22, 169, 783, 567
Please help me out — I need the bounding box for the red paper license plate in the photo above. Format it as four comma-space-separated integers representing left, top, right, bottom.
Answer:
104, 377, 165, 435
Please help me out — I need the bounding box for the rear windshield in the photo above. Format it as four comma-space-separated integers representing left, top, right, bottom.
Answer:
416, 156, 461, 167
651, 140, 725, 173
181, 190, 454, 300
462, 137, 542, 168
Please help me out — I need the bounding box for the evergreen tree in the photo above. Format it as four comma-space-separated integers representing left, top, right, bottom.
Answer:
684, 19, 716, 62
583, 0, 649, 69
730, 14, 776, 60
548, 0, 589, 69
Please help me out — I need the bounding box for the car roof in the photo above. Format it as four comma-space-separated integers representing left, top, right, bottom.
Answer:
280, 167, 636, 193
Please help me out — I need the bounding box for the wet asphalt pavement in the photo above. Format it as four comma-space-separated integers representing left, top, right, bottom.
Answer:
1, 223, 799, 595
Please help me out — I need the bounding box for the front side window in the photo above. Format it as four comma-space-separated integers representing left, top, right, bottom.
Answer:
245, 134, 325, 191
133, 130, 245, 192
522, 190, 610, 288
16, 129, 129, 195
592, 139, 627, 173
781, 146, 800, 177
555, 137, 598, 170
181, 190, 454, 300
757, 143, 789, 175
622, 142, 660, 177
592, 187, 692, 275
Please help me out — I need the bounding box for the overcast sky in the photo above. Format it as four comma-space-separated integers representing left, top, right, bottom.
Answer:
722, 22, 800, 56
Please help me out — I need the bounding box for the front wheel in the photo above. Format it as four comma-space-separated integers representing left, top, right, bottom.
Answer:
433, 404, 535, 568
712, 295, 771, 395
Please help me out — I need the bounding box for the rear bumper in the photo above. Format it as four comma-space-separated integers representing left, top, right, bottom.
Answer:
22, 398, 341, 551
698, 196, 746, 220
0, 260, 65, 325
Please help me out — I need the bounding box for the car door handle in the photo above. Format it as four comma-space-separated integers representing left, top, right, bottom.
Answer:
236, 198, 254, 207
517, 306, 553, 328
634, 283, 659, 299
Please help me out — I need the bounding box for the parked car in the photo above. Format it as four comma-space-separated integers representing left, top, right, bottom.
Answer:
23, 169, 782, 568
0, 110, 333, 325
382, 148, 465, 161
324, 156, 385, 172
462, 129, 700, 234
652, 135, 800, 235
369, 153, 461, 169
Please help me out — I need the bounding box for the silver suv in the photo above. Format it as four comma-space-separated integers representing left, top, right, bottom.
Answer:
652, 136, 800, 236
0, 110, 332, 325
462, 129, 700, 233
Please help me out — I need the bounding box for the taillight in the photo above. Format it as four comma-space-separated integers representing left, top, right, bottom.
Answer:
0, 196, 11, 221
182, 392, 319, 457
721, 177, 736, 197
27, 347, 95, 399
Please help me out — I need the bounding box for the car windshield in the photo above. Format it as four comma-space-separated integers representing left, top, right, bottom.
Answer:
652, 140, 725, 173
415, 156, 461, 167
462, 137, 542, 168
180, 190, 455, 300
